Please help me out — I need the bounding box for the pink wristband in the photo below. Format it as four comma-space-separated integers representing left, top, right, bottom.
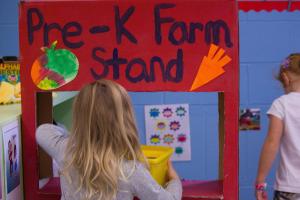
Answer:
255, 183, 267, 191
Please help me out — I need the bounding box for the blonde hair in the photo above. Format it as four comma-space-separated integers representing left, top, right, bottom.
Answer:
63, 79, 145, 199
277, 53, 300, 84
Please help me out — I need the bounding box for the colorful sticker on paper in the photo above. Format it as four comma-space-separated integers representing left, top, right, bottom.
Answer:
145, 104, 191, 161
177, 133, 187, 143
163, 134, 175, 145
175, 147, 184, 155
176, 106, 187, 117
156, 121, 167, 131
149, 108, 160, 118
150, 134, 161, 144
169, 121, 181, 131
162, 108, 173, 118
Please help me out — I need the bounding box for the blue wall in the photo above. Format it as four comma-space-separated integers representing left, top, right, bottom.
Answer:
1, 1, 300, 199
239, 10, 300, 199
0, 0, 19, 56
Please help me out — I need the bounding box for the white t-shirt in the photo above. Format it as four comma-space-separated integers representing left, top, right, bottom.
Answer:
267, 92, 300, 193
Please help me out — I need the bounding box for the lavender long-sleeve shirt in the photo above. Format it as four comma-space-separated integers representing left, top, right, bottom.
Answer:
36, 124, 182, 200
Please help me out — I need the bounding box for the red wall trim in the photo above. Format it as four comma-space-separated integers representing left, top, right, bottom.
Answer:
239, 2, 300, 12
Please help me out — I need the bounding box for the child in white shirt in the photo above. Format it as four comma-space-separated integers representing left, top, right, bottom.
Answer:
256, 53, 300, 200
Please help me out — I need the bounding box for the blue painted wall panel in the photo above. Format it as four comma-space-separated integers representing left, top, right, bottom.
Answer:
239, 133, 249, 187
240, 64, 249, 105
0, 0, 18, 24
0, 25, 19, 57
164, 92, 218, 105
290, 22, 300, 51
239, 10, 300, 199
129, 92, 164, 105
240, 21, 293, 63
132, 105, 147, 144
248, 63, 283, 104
201, 105, 219, 180
238, 10, 248, 21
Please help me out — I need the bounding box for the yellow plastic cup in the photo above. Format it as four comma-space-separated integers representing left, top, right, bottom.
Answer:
141, 145, 174, 186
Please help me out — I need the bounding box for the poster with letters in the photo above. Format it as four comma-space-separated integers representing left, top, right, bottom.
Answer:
145, 104, 191, 161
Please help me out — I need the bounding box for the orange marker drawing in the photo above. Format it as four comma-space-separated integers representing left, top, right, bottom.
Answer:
190, 44, 232, 91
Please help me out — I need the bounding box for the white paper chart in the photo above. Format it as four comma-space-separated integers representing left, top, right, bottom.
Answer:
145, 104, 191, 161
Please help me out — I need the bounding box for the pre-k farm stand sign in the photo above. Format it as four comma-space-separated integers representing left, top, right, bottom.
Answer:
19, 1, 239, 199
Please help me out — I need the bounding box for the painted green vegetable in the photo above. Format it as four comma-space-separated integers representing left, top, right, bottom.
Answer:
31, 41, 79, 90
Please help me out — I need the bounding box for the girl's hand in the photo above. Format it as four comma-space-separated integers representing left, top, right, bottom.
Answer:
255, 190, 268, 200
255, 183, 268, 200
166, 160, 180, 181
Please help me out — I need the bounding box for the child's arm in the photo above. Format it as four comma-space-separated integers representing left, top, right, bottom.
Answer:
36, 124, 69, 165
130, 162, 182, 200
255, 115, 283, 199
166, 160, 180, 180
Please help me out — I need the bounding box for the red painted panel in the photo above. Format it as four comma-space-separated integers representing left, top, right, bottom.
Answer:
40, 179, 224, 200
39, 178, 61, 200
182, 180, 223, 199
20, 0, 238, 92
238, 1, 300, 12
19, 1, 239, 199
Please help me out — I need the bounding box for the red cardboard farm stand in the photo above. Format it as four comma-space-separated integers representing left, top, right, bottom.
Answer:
19, 0, 239, 199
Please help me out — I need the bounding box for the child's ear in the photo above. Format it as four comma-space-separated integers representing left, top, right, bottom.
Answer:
282, 72, 290, 88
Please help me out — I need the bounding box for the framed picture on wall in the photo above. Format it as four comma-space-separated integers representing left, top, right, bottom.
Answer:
239, 108, 261, 131
2, 120, 21, 200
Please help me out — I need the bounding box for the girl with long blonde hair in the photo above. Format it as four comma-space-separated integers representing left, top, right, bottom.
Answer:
36, 79, 182, 200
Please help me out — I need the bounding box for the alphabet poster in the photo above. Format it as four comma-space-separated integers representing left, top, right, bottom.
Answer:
145, 104, 191, 161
